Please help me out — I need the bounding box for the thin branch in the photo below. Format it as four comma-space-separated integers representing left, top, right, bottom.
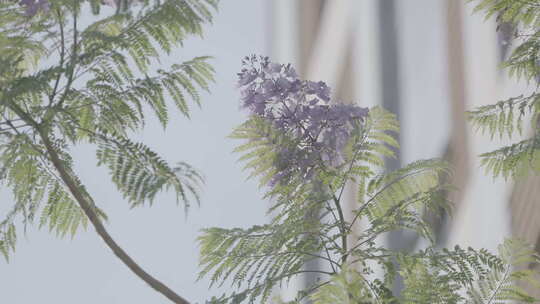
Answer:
348, 169, 424, 231
346, 195, 426, 258
55, 8, 78, 110
48, 8, 66, 107
218, 269, 334, 303
320, 235, 337, 273
210, 250, 341, 269
0, 113, 63, 186
328, 185, 348, 265
358, 272, 383, 304
4, 94, 191, 304
485, 264, 512, 304
296, 280, 331, 301
37, 128, 192, 304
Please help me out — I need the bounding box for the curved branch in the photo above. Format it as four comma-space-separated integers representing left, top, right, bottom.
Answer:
37, 128, 191, 304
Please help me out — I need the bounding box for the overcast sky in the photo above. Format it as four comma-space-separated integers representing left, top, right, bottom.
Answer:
0, 1, 270, 303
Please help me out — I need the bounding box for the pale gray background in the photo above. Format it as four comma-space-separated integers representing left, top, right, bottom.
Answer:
0, 1, 270, 303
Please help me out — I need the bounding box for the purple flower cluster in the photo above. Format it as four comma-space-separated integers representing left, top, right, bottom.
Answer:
237, 55, 369, 185
19, 0, 49, 16
17, 0, 122, 16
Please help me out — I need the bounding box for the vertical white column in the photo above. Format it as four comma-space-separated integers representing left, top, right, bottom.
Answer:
396, 0, 451, 165
353, 0, 382, 110
345, 0, 385, 280
446, 1, 512, 252
304, 0, 353, 90
269, 2, 300, 301
270, 0, 299, 65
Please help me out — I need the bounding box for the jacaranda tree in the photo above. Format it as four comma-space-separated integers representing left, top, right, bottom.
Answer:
2, 0, 540, 303
198, 56, 540, 303
0, 0, 216, 303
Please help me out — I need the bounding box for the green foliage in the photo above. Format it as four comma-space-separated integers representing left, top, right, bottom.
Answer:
468, 0, 540, 178
0, 0, 216, 260
199, 102, 540, 303
0, 133, 107, 258
198, 1, 540, 302
310, 266, 378, 304
472, 0, 540, 80
230, 116, 294, 188
201, 114, 329, 300
200, 106, 489, 303
96, 132, 204, 208
363, 159, 451, 244
467, 92, 540, 178
472, 0, 540, 28
310, 240, 540, 304
467, 239, 540, 303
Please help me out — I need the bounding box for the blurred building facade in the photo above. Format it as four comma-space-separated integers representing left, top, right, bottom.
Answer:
269, 0, 539, 300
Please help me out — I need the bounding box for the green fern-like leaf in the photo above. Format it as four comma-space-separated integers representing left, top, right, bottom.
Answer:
478, 134, 540, 179
361, 159, 451, 243
96, 132, 203, 208
468, 0, 540, 179
310, 266, 377, 304
467, 239, 540, 304
467, 93, 540, 140
0, 0, 216, 261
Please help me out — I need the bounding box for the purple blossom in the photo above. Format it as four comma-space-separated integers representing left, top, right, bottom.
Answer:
237, 56, 369, 186
238, 70, 258, 86
306, 81, 331, 102
19, 0, 49, 16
